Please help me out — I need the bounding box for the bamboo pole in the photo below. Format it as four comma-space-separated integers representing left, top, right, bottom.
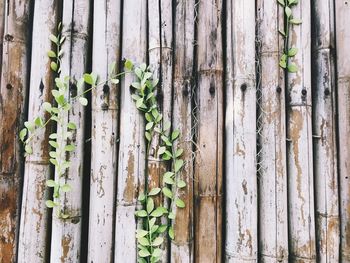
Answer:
335, 0, 350, 261
256, 0, 288, 261
0, 1, 5, 79
171, 0, 195, 262
312, 0, 339, 262
194, 0, 223, 261
114, 1, 147, 261
0, 1, 32, 262
87, 0, 121, 261
147, 0, 173, 261
50, 1, 90, 262
286, 0, 316, 261
16, 1, 57, 262
225, 0, 257, 261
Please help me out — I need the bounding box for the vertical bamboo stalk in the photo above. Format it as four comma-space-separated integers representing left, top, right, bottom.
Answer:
194, 0, 223, 261
286, 0, 316, 261
147, 0, 173, 261
256, 0, 288, 261
171, 0, 195, 262
114, 0, 147, 261
225, 0, 257, 261
87, 0, 121, 261
16, 1, 57, 262
335, 0, 350, 261
50, 1, 90, 262
0, 1, 32, 262
0, 1, 5, 78
312, 0, 339, 262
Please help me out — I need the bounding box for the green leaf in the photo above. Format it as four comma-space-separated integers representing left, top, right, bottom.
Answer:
288, 0, 298, 5
49, 133, 57, 139
135, 68, 143, 80
131, 82, 141, 89
47, 50, 56, 58
49, 151, 57, 158
19, 128, 27, 142
145, 131, 151, 141
140, 63, 147, 71
147, 197, 154, 213
50, 61, 58, 72
163, 176, 174, 185
49, 34, 58, 44
175, 159, 184, 173
61, 184, 72, 192
138, 193, 146, 202
171, 130, 180, 141
145, 122, 154, 131
279, 55, 287, 69
152, 237, 164, 247
290, 18, 302, 25
149, 188, 161, 196
65, 144, 75, 152
157, 225, 167, 233
285, 6, 292, 18
135, 210, 148, 217
138, 237, 150, 246
277, 0, 285, 5
177, 180, 186, 188
176, 198, 185, 208
25, 145, 33, 154
150, 207, 164, 217
111, 79, 119, 84
136, 229, 148, 238
60, 36, 66, 44
24, 121, 35, 132
139, 249, 151, 258
136, 98, 144, 108
152, 248, 162, 258
162, 187, 173, 199
138, 258, 147, 263
46, 180, 56, 187
34, 117, 43, 127
149, 218, 156, 228
168, 212, 175, 219
175, 148, 183, 157
168, 226, 175, 240
49, 158, 58, 166
287, 47, 298, 57
157, 146, 166, 155
287, 63, 298, 73
83, 73, 93, 85
124, 59, 133, 70
67, 122, 77, 130
45, 200, 56, 208
43, 102, 52, 112
79, 97, 88, 106
49, 140, 59, 148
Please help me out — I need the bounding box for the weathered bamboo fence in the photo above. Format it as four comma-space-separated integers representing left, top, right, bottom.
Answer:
1, 0, 350, 262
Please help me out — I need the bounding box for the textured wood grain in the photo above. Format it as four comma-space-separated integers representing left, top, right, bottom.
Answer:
195, 0, 223, 262
17, 2, 58, 262
0, 1, 5, 79
87, 0, 120, 261
335, 0, 350, 261
225, 0, 257, 261
256, 1, 288, 262
312, 0, 340, 262
0, 1, 31, 262
50, 1, 90, 262
171, 0, 195, 262
286, 0, 316, 261
114, 0, 147, 262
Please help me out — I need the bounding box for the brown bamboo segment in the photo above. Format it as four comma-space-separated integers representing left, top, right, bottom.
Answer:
17, 2, 58, 262
87, 0, 121, 261
50, 1, 91, 262
225, 0, 257, 261
256, 0, 288, 262
114, 0, 147, 261
171, 0, 195, 262
0, 1, 32, 262
312, 0, 340, 262
286, 1, 316, 261
194, 0, 223, 261
0, 1, 5, 79
335, 0, 350, 261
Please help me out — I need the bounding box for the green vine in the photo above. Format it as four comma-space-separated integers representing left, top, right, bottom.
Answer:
130, 63, 186, 262
278, 0, 302, 73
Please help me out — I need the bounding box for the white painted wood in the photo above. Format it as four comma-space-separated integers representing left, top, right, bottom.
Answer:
114, 1, 147, 262
88, 0, 121, 261
335, 0, 350, 261
170, 0, 195, 262
312, 0, 340, 262
0, 2, 32, 261
256, 1, 288, 262
225, 0, 257, 261
286, 0, 316, 261
16, 1, 57, 262
50, 1, 90, 262
195, 0, 223, 261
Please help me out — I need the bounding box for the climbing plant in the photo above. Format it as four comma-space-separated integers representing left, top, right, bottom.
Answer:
19, 23, 186, 261
278, 0, 302, 73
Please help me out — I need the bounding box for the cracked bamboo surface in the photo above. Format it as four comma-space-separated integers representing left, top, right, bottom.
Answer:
1, 1, 349, 262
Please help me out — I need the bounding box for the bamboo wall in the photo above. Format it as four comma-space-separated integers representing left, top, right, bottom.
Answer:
0, 0, 349, 262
